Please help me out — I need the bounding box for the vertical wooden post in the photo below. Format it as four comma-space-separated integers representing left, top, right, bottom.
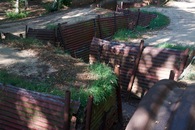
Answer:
97, 15, 102, 39
114, 65, 123, 124
58, 23, 66, 50
157, 0, 160, 6
93, 19, 97, 37
64, 91, 70, 130
169, 70, 175, 80
127, 40, 144, 91
114, 12, 117, 34
25, 25, 28, 38
178, 48, 189, 79
85, 96, 93, 130
135, 9, 141, 28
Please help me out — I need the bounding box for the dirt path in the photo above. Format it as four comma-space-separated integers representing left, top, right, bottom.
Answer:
0, 7, 111, 36
142, 0, 195, 46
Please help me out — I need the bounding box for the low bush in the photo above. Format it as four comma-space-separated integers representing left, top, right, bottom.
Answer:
6, 11, 29, 19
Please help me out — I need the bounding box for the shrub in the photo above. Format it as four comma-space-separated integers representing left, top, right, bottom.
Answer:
6, 11, 29, 19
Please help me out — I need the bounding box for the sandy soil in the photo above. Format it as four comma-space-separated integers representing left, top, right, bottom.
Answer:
0, 7, 112, 36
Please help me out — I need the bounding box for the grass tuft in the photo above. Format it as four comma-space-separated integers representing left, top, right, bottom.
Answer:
0, 63, 117, 107
148, 11, 170, 29
113, 11, 170, 41
6, 11, 29, 19
155, 42, 195, 51
71, 63, 117, 106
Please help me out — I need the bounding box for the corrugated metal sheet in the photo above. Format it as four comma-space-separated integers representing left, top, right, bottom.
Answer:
90, 90, 118, 130
90, 37, 141, 93
58, 19, 95, 62
131, 47, 187, 98
90, 38, 188, 99
125, 79, 195, 130
0, 84, 80, 130
27, 28, 56, 42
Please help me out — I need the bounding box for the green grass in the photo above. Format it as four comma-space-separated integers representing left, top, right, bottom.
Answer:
45, 24, 58, 30
0, 70, 64, 96
113, 11, 170, 41
112, 29, 138, 41
71, 63, 117, 106
0, 63, 117, 107
155, 42, 195, 51
6, 11, 29, 19
148, 11, 170, 29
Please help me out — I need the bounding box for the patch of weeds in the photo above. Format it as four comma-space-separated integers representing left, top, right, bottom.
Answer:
148, 11, 170, 29
187, 73, 195, 80
6, 11, 29, 19
0, 63, 117, 107
113, 29, 138, 41
0, 70, 64, 96
43, 3, 54, 13
45, 24, 58, 30
113, 11, 169, 41
155, 42, 195, 51
71, 63, 117, 107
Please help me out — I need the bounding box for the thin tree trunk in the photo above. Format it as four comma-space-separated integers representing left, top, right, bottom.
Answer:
24, 0, 28, 10
15, 0, 19, 13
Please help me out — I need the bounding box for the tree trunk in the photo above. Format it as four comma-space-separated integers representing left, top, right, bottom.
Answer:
15, 0, 19, 13
24, 0, 28, 10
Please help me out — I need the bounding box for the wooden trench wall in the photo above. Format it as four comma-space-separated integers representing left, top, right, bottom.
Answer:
26, 9, 156, 62
89, 37, 189, 98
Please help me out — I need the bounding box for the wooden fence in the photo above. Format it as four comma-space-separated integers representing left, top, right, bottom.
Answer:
89, 37, 189, 98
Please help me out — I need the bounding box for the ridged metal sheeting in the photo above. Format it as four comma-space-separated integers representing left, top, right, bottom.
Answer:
90, 91, 118, 130
27, 28, 56, 42
0, 84, 80, 130
90, 37, 141, 96
131, 47, 187, 98
90, 38, 187, 98
57, 11, 156, 62
125, 79, 195, 130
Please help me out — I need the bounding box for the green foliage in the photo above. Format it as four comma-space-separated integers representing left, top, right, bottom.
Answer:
45, 24, 58, 30
148, 12, 170, 29
0, 63, 117, 107
155, 42, 195, 51
43, 3, 56, 12
113, 11, 170, 41
113, 29, 138, 41
0, 70, 64, 96
61, 0, 72, 6
6, 11, 29, 19
71, 63, 117, 107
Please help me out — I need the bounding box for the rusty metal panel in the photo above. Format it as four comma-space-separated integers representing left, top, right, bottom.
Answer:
89, 37, 140, 93
59, 19, 95, 62
138, 12, 157, 27
27, 28, 56, 42
131, 47, 184, 98
0, 84, 80, 130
